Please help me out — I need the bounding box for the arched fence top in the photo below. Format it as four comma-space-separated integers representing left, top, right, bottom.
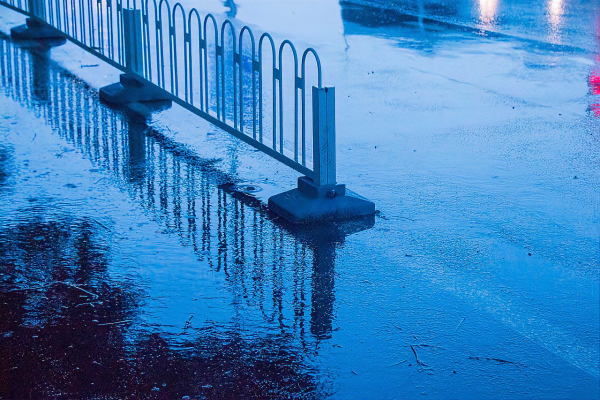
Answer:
187, 8, 202, 35
238, 26, 255, 57
220, 19, 236, 49
172, 3, 186, 25
301, 48, 322, 88
0, 0, 336, 186
203, 13, 218, 40
258, 32, 276, 61
157, 0, 171, 25
278, 39, 298, 75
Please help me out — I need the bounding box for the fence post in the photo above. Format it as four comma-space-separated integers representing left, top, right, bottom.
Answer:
27, 0, 45, 20
99, 7, 171, 104
268, 85, 375, 223
122, 8, 143, 76
313, 86, 336, 186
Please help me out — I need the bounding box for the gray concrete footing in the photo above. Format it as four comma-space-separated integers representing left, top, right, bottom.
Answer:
268, 176, 376, 224
99, 74, 172, 104
10, 18, 66, 41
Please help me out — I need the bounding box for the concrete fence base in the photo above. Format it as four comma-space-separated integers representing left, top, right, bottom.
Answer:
268, 177, 375, 224
99, 74, 172, 104
11, 18, 65, 40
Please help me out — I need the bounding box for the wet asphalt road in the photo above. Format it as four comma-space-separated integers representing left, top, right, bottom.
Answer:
0, 0, 599, 398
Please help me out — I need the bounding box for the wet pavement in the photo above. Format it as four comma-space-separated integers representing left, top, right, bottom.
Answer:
0, 0, 599, 398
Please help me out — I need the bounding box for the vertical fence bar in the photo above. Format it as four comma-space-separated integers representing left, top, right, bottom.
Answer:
312, 86, 335, 186
123, 8, 143, 75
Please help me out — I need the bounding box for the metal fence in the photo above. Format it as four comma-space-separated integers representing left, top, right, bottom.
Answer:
0, 0, 337, 185
0, 35, 337, 339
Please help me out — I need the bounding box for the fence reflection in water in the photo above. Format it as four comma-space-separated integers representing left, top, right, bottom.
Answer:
0, 37, 373, 340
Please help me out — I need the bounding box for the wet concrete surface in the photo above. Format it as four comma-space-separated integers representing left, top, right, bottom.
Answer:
0, 0, 599, 398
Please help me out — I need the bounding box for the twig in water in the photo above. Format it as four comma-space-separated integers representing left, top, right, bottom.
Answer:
90, 219, 123, 238
97, 320, 132, 326
388, 360, 407, 367
57, 281, 99, 299
410, 345, 428, 367
455, 317, 465, 331
9, 282, 98, 299
469, 356, 521, 366
75, 301, 99, 308
90, 218, 111, 232
182, 315, 194, 332
416, 344, 445, 350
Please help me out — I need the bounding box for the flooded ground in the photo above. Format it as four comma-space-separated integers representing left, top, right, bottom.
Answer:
0, 0, 599, 398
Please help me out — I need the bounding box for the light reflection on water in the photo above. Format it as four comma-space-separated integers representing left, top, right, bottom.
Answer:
591, 13, 600, 117
547, 0, 564, 42
478, 0, 499, 28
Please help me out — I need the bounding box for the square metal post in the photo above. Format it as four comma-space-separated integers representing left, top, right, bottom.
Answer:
312, 86, 336, 186
28, 0, 45, 20
123, 8, 143, 75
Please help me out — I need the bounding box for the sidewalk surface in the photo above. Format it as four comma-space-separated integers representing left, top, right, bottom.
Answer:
0, 0, 598, 398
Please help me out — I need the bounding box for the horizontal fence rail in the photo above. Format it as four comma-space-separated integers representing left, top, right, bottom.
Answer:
0, 0, 337, 185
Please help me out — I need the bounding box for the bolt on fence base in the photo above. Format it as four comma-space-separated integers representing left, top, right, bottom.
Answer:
99, 74, 172, 104
268, 176, 375, 224
11, 18, 65, 41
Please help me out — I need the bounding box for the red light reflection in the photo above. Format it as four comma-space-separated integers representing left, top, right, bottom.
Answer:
590, 16, 600, 116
